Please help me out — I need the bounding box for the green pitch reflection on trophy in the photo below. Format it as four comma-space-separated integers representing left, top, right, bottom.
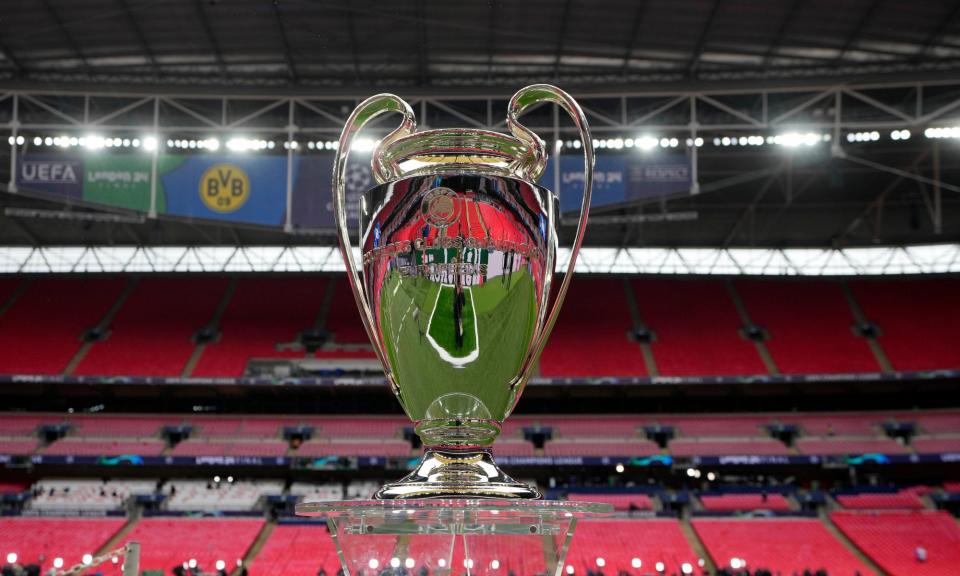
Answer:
333, 84, 594, 499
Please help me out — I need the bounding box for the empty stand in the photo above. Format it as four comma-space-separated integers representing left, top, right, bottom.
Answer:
540, 278, 647, 377
164, 479, 284, 511
566, 520, 698, 575
324, 278, 370, 344
246, 523, 340, 576
74, 278, 228, 376
694, 518, 870, 575
0, 278, 127, 374
699, 494, 791, 512
634, 278, 766, 376
670, 438, 789, 457
912, 436, 960, 453
666, 415, 768, 437
43, 438, 166, 457
0, 438, 38, 454
836, 492, 924, 510
736, 279, 878, 374
832, 511, 960, 576
850, 278, 960, 371
0, 517, 126, 571
30, 479, 156, 511
567, 493, 654, 511
795, 436, 907, 455
111, 518, 264, 574
193, 277, 327, 377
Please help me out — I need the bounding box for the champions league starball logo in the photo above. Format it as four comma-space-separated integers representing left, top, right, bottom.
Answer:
344, 163, 373, 194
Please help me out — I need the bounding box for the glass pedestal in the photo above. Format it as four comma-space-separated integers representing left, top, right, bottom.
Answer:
296, 500, 612, 576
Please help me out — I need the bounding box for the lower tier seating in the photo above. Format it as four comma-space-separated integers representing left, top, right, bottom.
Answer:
693, 518, 870, 575
110, 518, 265, 575
567, 493, 654, 511
699, 494, 791, 512
246, 523, 340, 576
836, 492, 925, 510
0, 517, 126, 571
565, 520, 698, 575
831, 511, 960, 576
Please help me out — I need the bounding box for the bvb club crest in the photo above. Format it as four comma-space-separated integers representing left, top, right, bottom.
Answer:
421, 187, 460, 228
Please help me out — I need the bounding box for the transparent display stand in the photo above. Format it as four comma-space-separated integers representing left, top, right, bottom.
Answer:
296, 500, 612, 576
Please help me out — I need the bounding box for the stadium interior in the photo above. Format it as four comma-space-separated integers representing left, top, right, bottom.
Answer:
1, 2, 960, 576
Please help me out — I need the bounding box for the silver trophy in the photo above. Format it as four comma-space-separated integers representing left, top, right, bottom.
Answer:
333, 84, 593, 499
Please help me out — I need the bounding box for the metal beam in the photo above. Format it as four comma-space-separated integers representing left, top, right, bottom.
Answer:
193, 0, 227, 78
722, 171, 783, 247
416, 0, 427, 85
834, 0, 884, 63
0, 34, 23, 75
272, 0, 298, 83
621, 0, 647, 75
39, 0, 90, 76
916, 0, 960, 58
687, 0, 723, 77
117, 0, 159, 78
762, 0, 804, 67
553, 0, 573, 78
345, 0, 362, 82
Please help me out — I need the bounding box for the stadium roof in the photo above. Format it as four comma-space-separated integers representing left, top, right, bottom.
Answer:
0, 1, 958, 252
2, 0, 960, 91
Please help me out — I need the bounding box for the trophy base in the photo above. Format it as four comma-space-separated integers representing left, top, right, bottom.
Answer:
374, 448, 541, 499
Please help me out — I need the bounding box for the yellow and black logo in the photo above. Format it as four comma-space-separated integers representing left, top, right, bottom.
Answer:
200, 164, 250, 213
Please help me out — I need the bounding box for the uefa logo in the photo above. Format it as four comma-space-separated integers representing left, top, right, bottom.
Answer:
420, 187, 460, 228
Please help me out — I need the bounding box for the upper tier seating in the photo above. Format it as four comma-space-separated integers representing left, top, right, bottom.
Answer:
324, 278, 370, 344
666, 416, 769, 437
566, 520, 698, 575
567, 493, 654, 511
43, 438, 166, 456
699, 494, 791, 512
634, 278, 766, 376
29, 479, 156, 511
850, 278, 960, 371
0, 438, 38, 454
164, 479, 284, 511
75, 278, 229, 376
795, 436, 907, 455
736, 280, 878, 374
109, 518, 265, 575
669, 438, 790, 457
0, 517, 126, 571
0, 278, 126, 374
544, 440, 659, 456
193, 278, 328, 377
246, 523, 341, 576
693, 518, 870, 575
540, 278, 648, 377
289, 482, 345, 501
832, 511, 960, 576
836, 492, 925, 510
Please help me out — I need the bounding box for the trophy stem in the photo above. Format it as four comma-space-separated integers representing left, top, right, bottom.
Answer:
374, 447, 542, 500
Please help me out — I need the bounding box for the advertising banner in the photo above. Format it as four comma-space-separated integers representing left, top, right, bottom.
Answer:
291, 156, 374, 230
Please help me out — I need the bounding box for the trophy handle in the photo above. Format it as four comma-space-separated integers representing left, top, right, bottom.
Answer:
507, 84, 594, 389
333, 94, 417, 380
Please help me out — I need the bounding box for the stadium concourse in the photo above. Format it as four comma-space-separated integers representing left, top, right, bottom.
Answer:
4, 1, 960, 576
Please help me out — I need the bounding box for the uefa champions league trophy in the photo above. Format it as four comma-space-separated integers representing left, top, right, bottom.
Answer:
335, 84, 592, 499
297, 86, 608, 576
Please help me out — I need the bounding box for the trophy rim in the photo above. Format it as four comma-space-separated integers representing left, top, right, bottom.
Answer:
295, 498, 614, 518
374, 127, 545, 183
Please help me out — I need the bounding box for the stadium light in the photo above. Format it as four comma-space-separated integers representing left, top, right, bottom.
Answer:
390, 557, 400, 568
405, 558, 415, 569
565, 566, 574, 575
112, 557, 119, 564
216, 561, 226, 571
730, 558, 742, 569
6, 553, 16, 564
681, 563, 693, 575
53, 558, 64, 569
655, 561, 665, 573
82, 554, 93, 566
491, 560, 500, 570
464, 559, 474, 569
631, 558, 642, 569
615, 463, 625, 473
188, 559, 197, 569
596, 558, 605, 567
437, 559, 446, 568
368, 559, 379, 569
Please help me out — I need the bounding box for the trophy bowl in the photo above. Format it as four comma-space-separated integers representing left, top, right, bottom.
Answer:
333, 85, 593, 499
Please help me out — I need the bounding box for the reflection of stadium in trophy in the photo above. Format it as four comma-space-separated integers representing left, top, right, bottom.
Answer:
333, 85, 593, 499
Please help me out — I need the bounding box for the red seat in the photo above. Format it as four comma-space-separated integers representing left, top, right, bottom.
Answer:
694, 518, 870, 575
832, 511, 960, 576
0, 517, 126, 571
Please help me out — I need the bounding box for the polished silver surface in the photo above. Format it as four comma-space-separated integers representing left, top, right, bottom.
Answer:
333, 85, 593, 499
